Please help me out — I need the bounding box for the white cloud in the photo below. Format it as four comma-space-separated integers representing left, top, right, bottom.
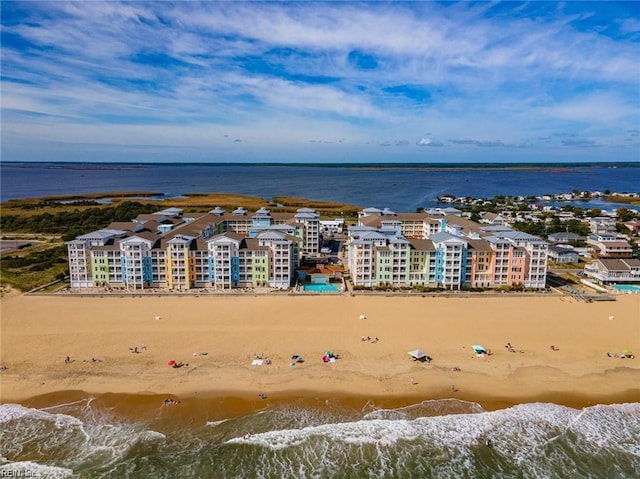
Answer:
2, 1, 639, 161
541, 92, 637, 124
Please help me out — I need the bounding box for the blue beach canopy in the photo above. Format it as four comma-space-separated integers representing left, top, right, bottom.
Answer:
472, 345, 487, 353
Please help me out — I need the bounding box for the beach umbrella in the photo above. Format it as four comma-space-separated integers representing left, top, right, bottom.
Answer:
472, 345, 487, 354
408, 349, 427, 360
167, 359, 176, 366
623, 349, 633, 356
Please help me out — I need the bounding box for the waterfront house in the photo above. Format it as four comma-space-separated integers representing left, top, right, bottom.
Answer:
584, 259, 640, 284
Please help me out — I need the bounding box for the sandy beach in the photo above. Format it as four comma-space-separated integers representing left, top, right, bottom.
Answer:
1, 290, 638, 411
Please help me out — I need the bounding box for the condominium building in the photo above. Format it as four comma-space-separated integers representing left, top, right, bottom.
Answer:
294, 208, 320, 255
347, 208, 548, 289
68, 207, 316, 290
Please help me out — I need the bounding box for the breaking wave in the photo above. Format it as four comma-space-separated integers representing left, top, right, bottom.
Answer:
1, 400, 638, 478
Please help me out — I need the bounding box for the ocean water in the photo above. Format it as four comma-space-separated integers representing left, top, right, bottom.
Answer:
1, 162, 639, 212
1, 399, 639, 478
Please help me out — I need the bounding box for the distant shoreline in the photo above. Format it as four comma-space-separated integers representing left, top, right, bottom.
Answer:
2, 162, 638, 207
3, 160, 640, 171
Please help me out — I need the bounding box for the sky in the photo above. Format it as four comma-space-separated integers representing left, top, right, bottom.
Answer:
1, 1, 639, 163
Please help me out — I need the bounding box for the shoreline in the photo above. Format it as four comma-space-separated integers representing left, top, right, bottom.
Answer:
2, 292, 638, 413
14, 388, 640, 422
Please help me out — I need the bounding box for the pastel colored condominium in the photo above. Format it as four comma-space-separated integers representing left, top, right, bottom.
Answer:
68, 207, 319, 290
67, 206, 549, 291
348, 208, 548, 290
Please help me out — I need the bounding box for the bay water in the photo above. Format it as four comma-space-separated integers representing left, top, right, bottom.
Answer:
1, 162, 638, 211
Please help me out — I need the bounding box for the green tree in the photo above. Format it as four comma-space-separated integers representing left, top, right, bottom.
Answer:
617, 208, 636, 223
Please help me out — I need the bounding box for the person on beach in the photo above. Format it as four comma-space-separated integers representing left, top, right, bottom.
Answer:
64, 356, 70, 364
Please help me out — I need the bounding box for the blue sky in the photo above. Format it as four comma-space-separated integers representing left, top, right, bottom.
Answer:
1, 1, 639, 163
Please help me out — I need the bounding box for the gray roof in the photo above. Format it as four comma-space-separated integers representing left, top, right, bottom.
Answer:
167, 235, 195, 245
77, 228, 126, 240
295, 212, 319, 220
154, 207, 183, 217
480, 225, 513, 233
265, 224, 296, 232
362, 207, 382, 214
429, 232, 468, 244
352, 231, 389, 244
441, 207, 462, 214
483, 235, 510, 245
257, 231, 289, 241
120, 235, 154, 246
350, 226, 379, 233
498, 230, 545, 242
389, 236, 411, 245
548, 232, 582, 240
549, 245, 578, 254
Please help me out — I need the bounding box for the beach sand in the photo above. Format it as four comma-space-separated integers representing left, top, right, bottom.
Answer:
1, 291, 638, 414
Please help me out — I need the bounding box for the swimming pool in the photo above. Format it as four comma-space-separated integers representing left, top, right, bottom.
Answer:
613, 284, 640, 293
303, 283, 340, 292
